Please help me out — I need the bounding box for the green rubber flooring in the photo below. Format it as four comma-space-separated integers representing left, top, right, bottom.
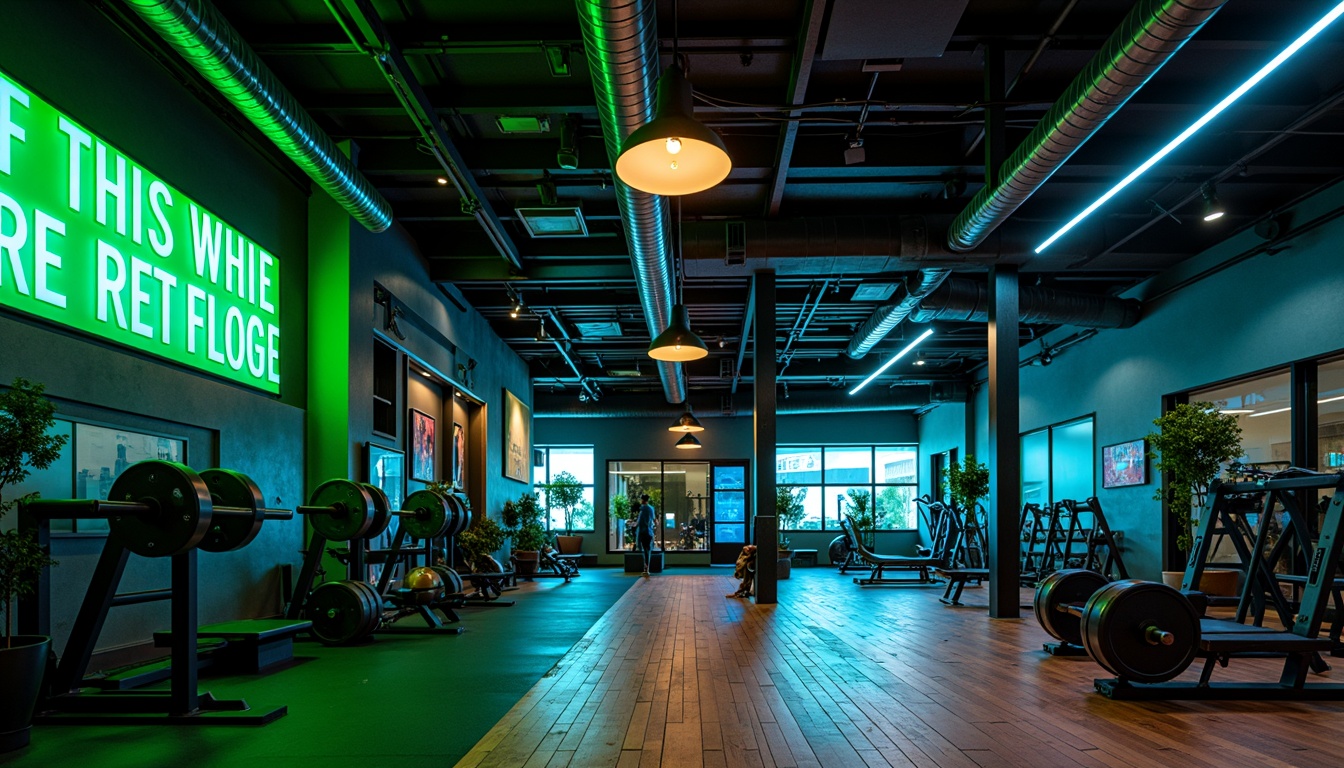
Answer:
1, 568, 639, 768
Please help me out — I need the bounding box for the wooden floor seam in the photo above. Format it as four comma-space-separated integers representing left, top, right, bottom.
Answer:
454, 571, 1344, 768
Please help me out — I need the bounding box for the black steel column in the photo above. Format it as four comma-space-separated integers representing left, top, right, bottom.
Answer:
988, 264, 1020, 618
170, 548, 200, 716
1292, 360, 1319, 470
753, 269, 778, 604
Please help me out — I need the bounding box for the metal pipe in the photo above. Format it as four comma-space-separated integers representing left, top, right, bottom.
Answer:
845, 268, 950, 359
576, 0, 686, 403
907, 278, 1139, 328
947, 0, 1227, 252
123, 0, 393, 232
533, 383, 963, 417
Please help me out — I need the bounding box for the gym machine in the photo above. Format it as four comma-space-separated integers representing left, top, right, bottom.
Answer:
1038, 472, 1344, 700
1021, 498, 1127, 586
284, 480, 473, 645
18, 461, 300, 725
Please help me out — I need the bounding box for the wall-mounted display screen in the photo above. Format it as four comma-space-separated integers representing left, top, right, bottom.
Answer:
0, 67, 282, 393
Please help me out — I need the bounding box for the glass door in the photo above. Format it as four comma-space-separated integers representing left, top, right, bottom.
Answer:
710, 463, 748, 565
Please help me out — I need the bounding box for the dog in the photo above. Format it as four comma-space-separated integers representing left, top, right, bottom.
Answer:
728, 544, 757, 598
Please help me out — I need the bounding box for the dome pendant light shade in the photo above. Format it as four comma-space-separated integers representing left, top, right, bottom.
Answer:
615, 65, 732, 196
674, 433, 703, 450
669, 411, 705, 432
648, 303, 708, 361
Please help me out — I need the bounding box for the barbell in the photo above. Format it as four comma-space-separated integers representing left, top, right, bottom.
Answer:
25, 460, 292, 557
298, 479, 473, 542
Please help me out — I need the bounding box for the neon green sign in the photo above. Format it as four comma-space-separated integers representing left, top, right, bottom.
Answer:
0, 67, 281, 394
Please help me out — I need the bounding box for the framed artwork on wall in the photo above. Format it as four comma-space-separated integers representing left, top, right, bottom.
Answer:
502, 388, 530, 482
452, 422, 466, 490
1101, 438, 1147, 488
410, 409, 436, 482
366, 442, 405, 513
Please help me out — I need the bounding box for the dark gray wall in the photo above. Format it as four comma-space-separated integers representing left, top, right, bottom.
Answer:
1, 1, 307, 653
920, 180, 1344, 579
536, 409, 922, 564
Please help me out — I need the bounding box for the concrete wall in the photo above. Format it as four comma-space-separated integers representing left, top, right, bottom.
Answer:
918, 180, 1344, 579
1, 1, 307, 654
535, 409, 922, 564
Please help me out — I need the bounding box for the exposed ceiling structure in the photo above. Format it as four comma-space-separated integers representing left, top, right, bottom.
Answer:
107, 0, 1344, 412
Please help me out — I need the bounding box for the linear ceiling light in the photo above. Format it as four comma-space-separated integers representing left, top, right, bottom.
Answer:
848, 329, 935, 396
1034, 1, 1344, 254
1248, 406, 1292, 418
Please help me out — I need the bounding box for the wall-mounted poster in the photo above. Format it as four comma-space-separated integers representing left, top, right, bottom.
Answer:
1102, 438, 1147, 488
452, 422, 466, 490
73, 423, 185, 533
503, 388, 530, 482
410, 409, 436, 482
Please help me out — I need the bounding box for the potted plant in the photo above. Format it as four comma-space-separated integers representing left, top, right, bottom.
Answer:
610, 494, 632, 549
1, 378, 67, 753
503, 493, 547, 577
1147, 401, 1243, 592
775, 485, 807, 580
545, 471, 586, 557
844, 488, 875, 550
456, 515, 507, 574
944, 455, 990, 512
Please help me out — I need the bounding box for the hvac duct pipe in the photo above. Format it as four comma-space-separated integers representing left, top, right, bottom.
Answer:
124, 0, 393, 232
946, 0, 1226, 252
680, 216, 942, 262
576, 0, 685, 404
532, 384, 964, 418
907, 278, 1140, 328
845, 268, 951, 359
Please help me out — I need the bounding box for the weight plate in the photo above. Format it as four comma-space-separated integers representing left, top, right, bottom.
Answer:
308, 480, 374, 541
360, 483, 393, 541
402, 489, 450, 540
1081, 580, 1200, 684
198, 469, 265, 552
1033, 569, 1108, 646
431, 565, 463, 595
444, 492, 472, 537
307, 580, 380, 645
828, 535, 848, 566
107, 460, 211, 557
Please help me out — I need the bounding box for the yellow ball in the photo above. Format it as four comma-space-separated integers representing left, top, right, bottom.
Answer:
403, 566, 445, 604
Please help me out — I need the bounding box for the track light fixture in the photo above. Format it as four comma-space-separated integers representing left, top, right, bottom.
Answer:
674, 433, 703, 450
1201, 183, 1226, 222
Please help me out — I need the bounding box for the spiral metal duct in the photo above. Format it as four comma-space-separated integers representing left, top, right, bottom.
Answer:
907, 278, 1140, 328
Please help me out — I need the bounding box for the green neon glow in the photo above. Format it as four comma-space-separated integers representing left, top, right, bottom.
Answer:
0, 66, 281, 394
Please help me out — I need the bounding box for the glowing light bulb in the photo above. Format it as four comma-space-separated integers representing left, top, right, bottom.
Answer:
666, 137, 682, 154
674, 343, 682, 351
670, 160, 678, 170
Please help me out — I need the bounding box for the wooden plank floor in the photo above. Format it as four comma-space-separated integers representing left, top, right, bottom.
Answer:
456, 570, 1344, 767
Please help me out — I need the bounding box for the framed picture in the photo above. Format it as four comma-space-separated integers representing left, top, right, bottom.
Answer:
452, 422, 466, 490
73, 422, 186, 533
366, 442, 405, 513
410, 409, 436, 482
1102, 438, 1147, 488
502, 388, 530, 482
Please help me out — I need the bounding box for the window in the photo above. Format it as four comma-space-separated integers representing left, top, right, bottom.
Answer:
1320, 358, 1344, 469
1192, 369, 1289, 469
606, 461, 711, 552
776, 445, 919, 531
1020, 416, 1094, 507
533, 446, 595, 532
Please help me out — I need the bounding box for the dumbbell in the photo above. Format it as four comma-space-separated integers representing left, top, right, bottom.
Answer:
297, 480, 458, 542
24, 460, 292, 557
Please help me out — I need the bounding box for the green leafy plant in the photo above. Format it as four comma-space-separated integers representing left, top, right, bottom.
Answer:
457, 515, 506, 572
1, 378, 68, 645
544, 471, 586, 536
844, 488, 875, 549
944, 455, 990, 512
1147, 401, 1243, 553
503, 492, 548, 551
775, 484, 807, 549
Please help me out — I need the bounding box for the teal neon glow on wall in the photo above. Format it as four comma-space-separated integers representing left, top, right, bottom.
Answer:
0, 66, 281, 394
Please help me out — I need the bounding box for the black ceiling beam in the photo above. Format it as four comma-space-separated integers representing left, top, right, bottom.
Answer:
766, 0, 828, 218
329, 0, 522, 271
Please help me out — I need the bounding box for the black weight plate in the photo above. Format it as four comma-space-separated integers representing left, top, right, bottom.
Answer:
360, 483, 393, 541
1033, 569, 1108, 645
1082, 580, 1200, 684
828, 535, 848, 566
431, 565, 463, 595
402, 489, 450, 540
107, 460, 211, 557
307, 580, 379, 645
444, 492, 472, 537
198, 469, 265, 552
308, 480, 373, 541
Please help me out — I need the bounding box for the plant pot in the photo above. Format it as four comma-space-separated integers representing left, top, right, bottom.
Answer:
555, 535, 584, 556
512, 550, 539, 577
778, 551, 792, 580
1161, 568, 1240, 596
1, 635, 50, 753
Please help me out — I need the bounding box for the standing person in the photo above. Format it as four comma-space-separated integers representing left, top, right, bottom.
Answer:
635, 493, 656, 575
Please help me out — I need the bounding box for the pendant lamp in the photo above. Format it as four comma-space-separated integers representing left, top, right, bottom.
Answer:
615, 64, 731, 196
669, 410, 705, 432
648, 197, 708, 361
674, 433, 702, 450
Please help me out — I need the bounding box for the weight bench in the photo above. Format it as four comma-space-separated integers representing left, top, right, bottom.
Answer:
934, 568, 990, 605
459, 570, 517, 605
843, 518, 944, 586
152, 618, 312, 674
